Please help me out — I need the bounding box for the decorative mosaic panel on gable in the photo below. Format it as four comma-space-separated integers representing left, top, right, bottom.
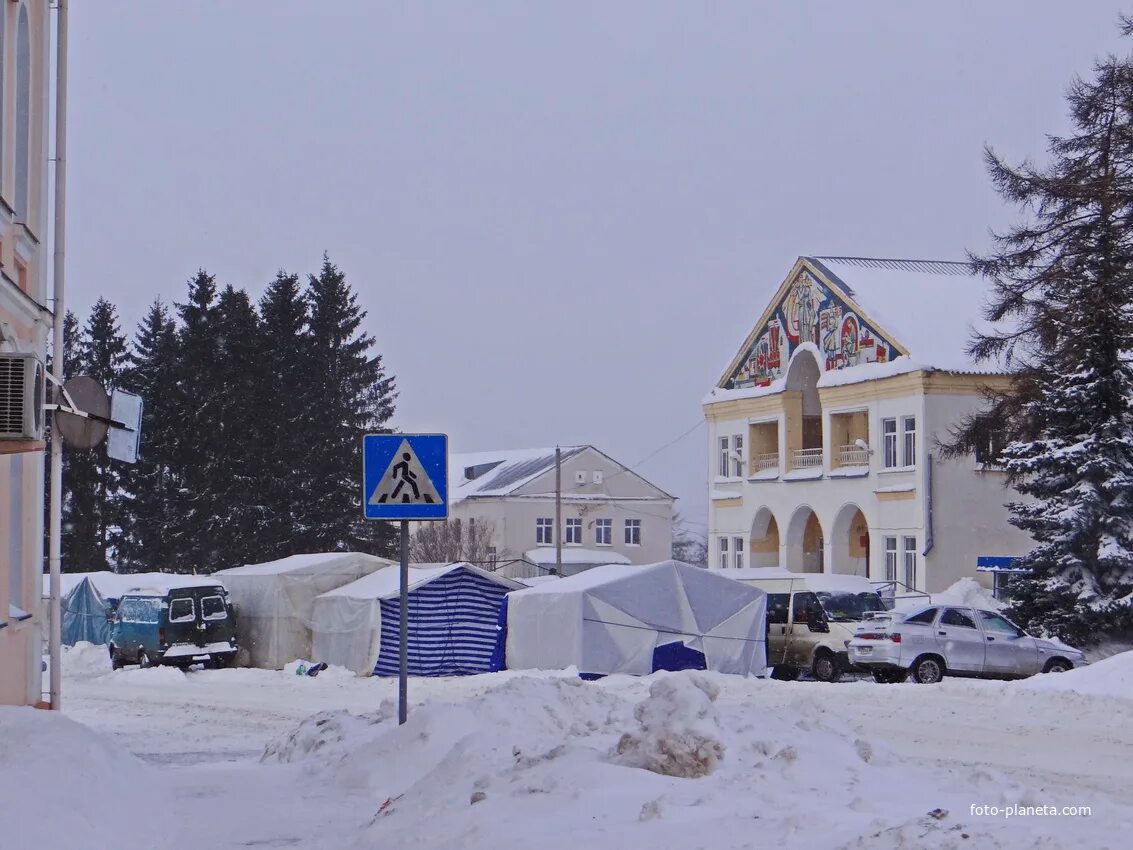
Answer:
726, 269, 897, 389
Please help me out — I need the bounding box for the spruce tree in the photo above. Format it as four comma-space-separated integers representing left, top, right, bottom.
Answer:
302, 255, 397, 555
62, 300, 129, 570
170, 271, 223, 572
209, 285, 267, 566
118, 301, 181, 571
949, 44, 1133, 646
257, 271, 312, 560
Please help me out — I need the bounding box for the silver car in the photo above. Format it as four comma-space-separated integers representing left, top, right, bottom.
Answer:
847, 604, 1086, 683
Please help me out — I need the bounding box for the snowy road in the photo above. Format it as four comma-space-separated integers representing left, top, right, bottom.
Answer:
18, 647, 1133, 849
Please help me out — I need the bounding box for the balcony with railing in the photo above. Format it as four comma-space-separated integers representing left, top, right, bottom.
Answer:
754, 451, 779, 472
791, 447, 823, 469
838, 444, 870, 467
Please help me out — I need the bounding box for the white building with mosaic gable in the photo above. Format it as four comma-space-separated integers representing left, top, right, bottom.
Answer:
703, 256, 1033, 594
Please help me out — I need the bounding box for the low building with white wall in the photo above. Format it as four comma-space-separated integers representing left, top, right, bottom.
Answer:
441, 446, 674, 570
703, 256, 1032, 594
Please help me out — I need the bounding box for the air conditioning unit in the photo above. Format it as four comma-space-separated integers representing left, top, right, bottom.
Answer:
0, 353, 45, 440
575, 471, 587, 484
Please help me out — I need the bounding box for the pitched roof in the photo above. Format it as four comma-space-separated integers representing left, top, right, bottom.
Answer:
806, 256, 998, 373
448, 446, 588, 500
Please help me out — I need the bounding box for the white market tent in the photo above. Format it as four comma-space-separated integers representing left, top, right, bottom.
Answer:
504, 560, 768, 677
310, 563, 522, 676
215, 553, 393, 669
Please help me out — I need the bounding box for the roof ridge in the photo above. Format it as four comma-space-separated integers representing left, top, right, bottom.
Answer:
809, 255, 972, 275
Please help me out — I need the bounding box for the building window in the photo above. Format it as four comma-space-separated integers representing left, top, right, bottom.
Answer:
902, 536, 917, 589
732, 435, 744, 478
536, 517, 553, 546
733, 536, 744, 570
719, 536, 729, 569
884, 536, 898, 582
625, 519, 642, 546
718, 436, 730, 478
565, 517, 582, 545
882, 418, 898, 468
902, 416, 916, 467
975, 428, 1007, 466
595, 518, 612, 546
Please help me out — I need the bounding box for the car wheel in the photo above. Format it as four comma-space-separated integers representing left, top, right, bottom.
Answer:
137, 650, 153, 669
770, 665, 800, 681
811, 652, 840, 683
109, 645, 123, 671
910, 656, 944, 684
1043, 658, 1073, 673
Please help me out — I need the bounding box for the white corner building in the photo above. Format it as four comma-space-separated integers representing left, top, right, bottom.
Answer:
703, 256, 1032, 594
444, 446, 675, 572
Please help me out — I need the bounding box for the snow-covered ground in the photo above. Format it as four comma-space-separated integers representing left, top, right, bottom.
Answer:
4, 643, 1132, 849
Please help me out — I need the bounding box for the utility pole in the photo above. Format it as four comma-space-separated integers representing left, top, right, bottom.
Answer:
555, 446, 562, 576
48, 0, 70, 711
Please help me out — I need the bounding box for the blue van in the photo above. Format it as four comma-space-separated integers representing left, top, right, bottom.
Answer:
108, 580, 237, 669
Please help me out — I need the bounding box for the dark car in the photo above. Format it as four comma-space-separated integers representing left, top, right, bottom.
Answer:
109, 580, 237, 669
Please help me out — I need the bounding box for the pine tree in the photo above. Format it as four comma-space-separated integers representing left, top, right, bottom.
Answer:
117, 301, 181, 572
302, 255, 397, 555
63, 300, 129, 570
170, 271, 223, 572
257, 271, 312, 560
948, 43, 1133, 646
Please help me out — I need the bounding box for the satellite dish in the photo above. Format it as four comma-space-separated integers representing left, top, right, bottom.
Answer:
54, 376, 110, 450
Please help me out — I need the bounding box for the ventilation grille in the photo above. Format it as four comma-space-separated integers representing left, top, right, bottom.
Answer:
0, 353, 42, 440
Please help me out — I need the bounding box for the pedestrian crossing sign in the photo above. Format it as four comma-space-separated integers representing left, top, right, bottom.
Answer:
362, 434, 448, 520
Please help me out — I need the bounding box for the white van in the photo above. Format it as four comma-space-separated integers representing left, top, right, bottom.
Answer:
709, 568, 888, 682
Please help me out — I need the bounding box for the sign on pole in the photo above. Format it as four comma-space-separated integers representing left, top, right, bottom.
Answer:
362, 433, 448, 726
362, 434, 448, 520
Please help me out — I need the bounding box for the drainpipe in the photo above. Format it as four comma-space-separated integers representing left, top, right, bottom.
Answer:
48, 0, 69, 710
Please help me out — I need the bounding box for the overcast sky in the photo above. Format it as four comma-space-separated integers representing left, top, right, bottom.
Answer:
64, 1, 1129, 536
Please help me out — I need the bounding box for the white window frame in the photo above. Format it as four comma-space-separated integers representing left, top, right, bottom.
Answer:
718, 436, 730, 478
884, 536, 898, 582
902, 416, 916, 467
201, 595, 227, 621
624, 518, 642, 546
565, 517, 582, 545
902, 536, 917, 589
168, 598, 195, 624
733, 536, 744, 570
594, 518, 612, 546
882, 418, 898, 468
719, 536, 729, 569
536, 517, 553, 546
731, 434, 744, 478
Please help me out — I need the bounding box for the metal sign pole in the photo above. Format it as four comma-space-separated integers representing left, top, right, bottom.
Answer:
399, 519, 408, 725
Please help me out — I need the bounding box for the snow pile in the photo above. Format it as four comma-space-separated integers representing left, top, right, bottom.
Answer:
612, 673, 724, 778
1018, 650, 1133, 700
0, 707, 164, 850
259, 671, 1063, 849
894, 577, 1002, 612
61, 640, 112, 679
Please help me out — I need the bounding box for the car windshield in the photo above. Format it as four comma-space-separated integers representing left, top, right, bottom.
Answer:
816, 591, 887, 622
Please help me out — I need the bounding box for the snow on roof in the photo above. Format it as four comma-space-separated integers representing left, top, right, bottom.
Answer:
320, 562, 522, 600
807, 256, 1003, 374
448, 447, 588, 501
708, 568, 878, 594
524, 547, 632, 567
215, 552, 393, 577
46, 572, 227, 599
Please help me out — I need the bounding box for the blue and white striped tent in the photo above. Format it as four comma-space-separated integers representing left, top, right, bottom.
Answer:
310, 563, 523, 676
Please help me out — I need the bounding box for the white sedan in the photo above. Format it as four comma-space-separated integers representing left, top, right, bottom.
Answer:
848, 605, 1086, 683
